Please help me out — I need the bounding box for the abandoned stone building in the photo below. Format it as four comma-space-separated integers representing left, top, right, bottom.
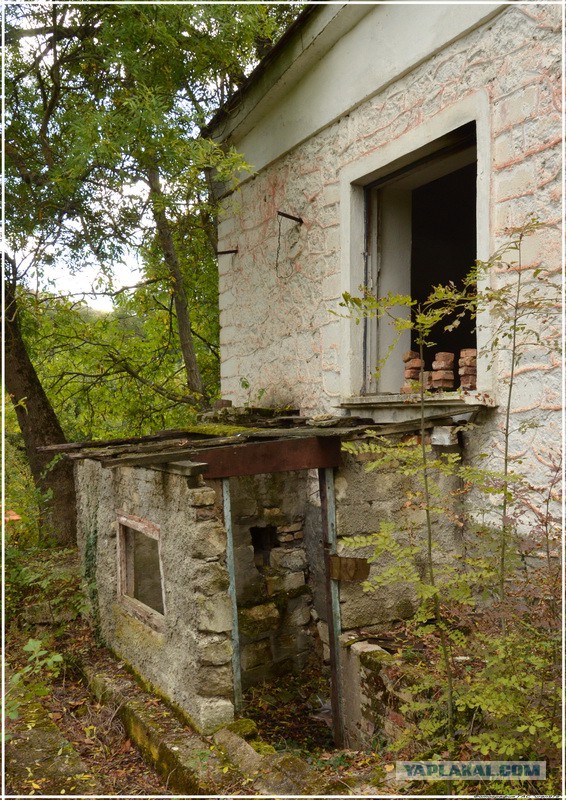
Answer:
66, 3, 561, 748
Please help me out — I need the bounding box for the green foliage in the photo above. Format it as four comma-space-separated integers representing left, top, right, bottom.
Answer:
340, 222, 561, 791
5, 547, 87, 628
5, 638, 64, 729
4, 404, 42, 546
6, 4, 303, 434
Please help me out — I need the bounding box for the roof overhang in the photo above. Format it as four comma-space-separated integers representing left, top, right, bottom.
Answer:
205, 3, 372, 145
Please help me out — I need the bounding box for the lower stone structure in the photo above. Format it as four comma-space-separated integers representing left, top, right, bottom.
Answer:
76, 460, 235, 734
74, 425, 465, 743
219, 472, 315, 688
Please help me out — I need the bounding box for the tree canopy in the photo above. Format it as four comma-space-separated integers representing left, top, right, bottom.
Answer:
5, 2, 303, 542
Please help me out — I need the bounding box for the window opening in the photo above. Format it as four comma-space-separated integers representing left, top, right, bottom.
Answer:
118, 515, 165, 620
250, 525, 278, 569
364, 122, 477, 394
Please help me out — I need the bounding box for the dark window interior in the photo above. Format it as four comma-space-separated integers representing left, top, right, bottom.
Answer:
251, 525, 278, 569
410, 161, 477, 372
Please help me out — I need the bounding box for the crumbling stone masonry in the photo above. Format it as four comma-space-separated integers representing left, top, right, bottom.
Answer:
76, 460, 235, 734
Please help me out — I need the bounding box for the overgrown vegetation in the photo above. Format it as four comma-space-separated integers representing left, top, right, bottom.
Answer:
340, 221, 561, 794
5, 3, 304, 543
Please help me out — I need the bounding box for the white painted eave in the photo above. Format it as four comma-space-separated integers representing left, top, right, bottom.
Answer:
210, 2, 506, 178
209, 3, 373, 144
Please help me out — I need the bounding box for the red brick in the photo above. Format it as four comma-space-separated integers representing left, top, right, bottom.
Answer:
432, 369, 454, 380
460, 377, 477, 388
402, 350, 419, 362
459, 366, 477, 376
404, 358, 423, 369
460, 348, 477, 359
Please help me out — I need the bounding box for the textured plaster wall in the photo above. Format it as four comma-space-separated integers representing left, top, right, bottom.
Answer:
217, 4, 561, 492
75, 461, 234, 734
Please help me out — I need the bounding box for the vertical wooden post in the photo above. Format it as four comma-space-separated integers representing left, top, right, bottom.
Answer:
318, 467, 345, 747
223, 478, 242, 711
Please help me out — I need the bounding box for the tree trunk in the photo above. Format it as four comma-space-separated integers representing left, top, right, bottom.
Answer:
4, 279, 77, 547
146, 164, 208, 403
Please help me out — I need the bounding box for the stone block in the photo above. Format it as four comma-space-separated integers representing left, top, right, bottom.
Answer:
198, 636, 233, 666
192, 562, 230, 596
213, 728, 263, 774
196, 664, 233, 697
191, 522, 226, 560
283, 571, 306, 591
277, 522, 303, 534
197, 596, 232, 633
187, 487, 216, 507
340, 580, 416, 629
284, 595, 312, 627
341, 640, 390, 748
316, 620, 329, 645
241, 639, 272, 670
238, 602, 280, 638
270, 548, 307, 572
193, 697, 234, 734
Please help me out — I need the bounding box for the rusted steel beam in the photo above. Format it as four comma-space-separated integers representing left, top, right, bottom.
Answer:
199, 436, 341, 478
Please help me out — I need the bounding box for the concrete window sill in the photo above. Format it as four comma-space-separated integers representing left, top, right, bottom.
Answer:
339, 390, 496, 424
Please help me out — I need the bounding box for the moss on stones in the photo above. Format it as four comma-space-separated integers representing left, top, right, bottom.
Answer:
249, 740, 277, 755
226, 718, 258, 739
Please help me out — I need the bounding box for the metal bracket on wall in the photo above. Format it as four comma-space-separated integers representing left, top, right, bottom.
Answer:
277, 210, 303, 225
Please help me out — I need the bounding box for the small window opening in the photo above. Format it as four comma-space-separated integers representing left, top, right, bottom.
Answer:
118, 515, 165, 619
250, 525, 278, 569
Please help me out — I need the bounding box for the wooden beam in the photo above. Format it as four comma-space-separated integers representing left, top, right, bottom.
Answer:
99, 436, 341, 475
198, 436, 341, 478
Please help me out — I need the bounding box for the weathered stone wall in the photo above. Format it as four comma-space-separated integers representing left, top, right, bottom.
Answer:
75, 461, 234, 734
333, 439, 465, 632
214, 472, 319, 688
217, 4, 561, 493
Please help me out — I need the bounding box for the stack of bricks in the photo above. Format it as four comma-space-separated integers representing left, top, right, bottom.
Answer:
431, 351, 455, 391
400, 350, 430, 393
458, 348, 477, 389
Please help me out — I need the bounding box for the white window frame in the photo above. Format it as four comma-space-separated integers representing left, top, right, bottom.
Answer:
339, 92, 493, 408
117, 512, 166, 631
